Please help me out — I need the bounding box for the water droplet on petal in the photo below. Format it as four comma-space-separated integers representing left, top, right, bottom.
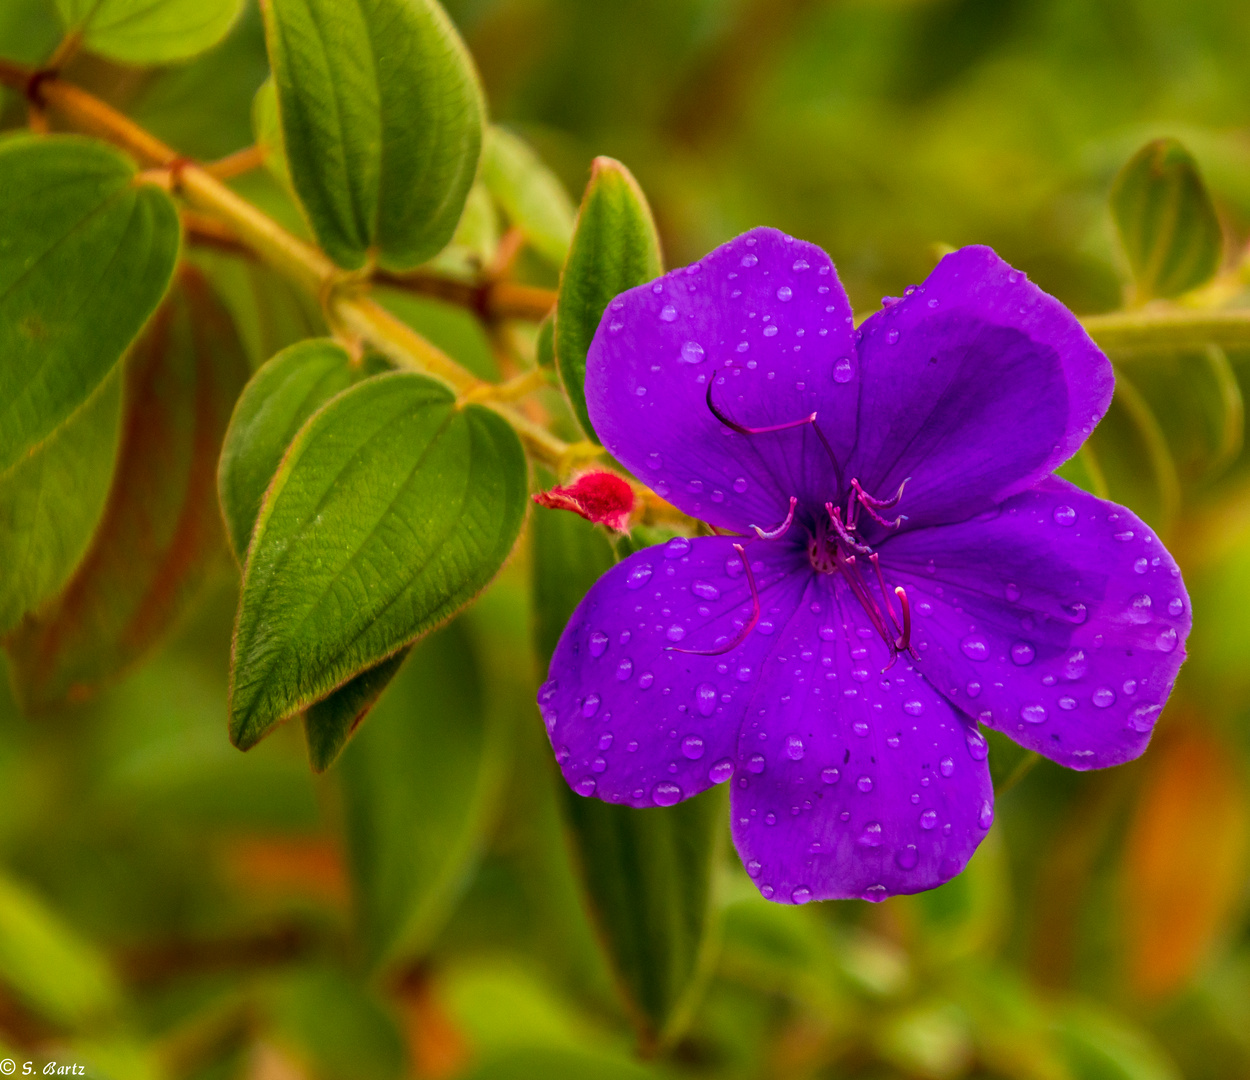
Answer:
961, 635, 989, 661
920, 809, 938, 830
589, 631, 609, 657
1053, 504, 1077, 526
747, 754, 766, 774
626, 563, 653, 589
903, 699, 924, 716
979, 800, 994, 829
638, 671, 654, 689
664, 537, 690, 559
1128, 593, 1152, 623
821, 767, 840, 784
966, 729, 988, 760
776, 285, 793, 302
581, 694, 601, 718
1021, 702, 1047, 724
1156, 627, 1178, 653
791, 885, 812, 903
1059, 696, 1077, 710
576, 777, 597, 796
746, 859, 761, 877
709, 758, 734, 783
695, 682, 718, 717
659, 304, 677, 322
895, 844, 919, 870
1114, 530, 1135, 542
1130, 704, 1162, 732
763, 325, 779, 337
939, 757, 955, 778
760, 884, 775, 898
681, 340, 705, 363
692, 580, 720, 600
1167, 597, 1184, 616
886, 329, 900, 345
1063, 649, 1087, 680
857, 775, 874, 793
966, 681, 982, 698
591, 756, 607, 773
785, 735, 805, 760
652, 782, 682, 806
859, 822, 883, 847
833, 356, 854, 383
681, 734, 705, 759
741, 254, 758, 268
792, 259, 809, 272
1011, 641, 1035, 666
666, 625, 686, 642
616, 658, 633, 681
1005, 582, 1021, 602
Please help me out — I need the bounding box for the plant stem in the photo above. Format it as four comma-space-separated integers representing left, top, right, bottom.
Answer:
1082, 307, 1250, 353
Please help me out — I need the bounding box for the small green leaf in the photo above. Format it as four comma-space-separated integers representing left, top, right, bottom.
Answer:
1111, 138, 1223, 300
0, 367, 121, 636
532, 503, 722, 1049
230, 372, 527, 749
341, 618, 511, 970
0, 872, 121, 1028
555, 158, 663, 441
481, 127, 576, 267
262, 0, 485, 270
304, 647, 410, 772
252, 76, 294, 195
6, 269, 250, 713
535, 312, 555, 370
218, 338, 359, 563
56, 0, 244, 63
0, 135, 180, 476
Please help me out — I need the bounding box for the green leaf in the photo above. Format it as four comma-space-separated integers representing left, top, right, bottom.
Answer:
0, 135, 180, 476
0, 367, 121, 636
6, 269, 250, 713
535, 312, 555, 370
555, 158, 663, 441
0, 872, 121, 1028
252, 76, 294, 195
1058, 1002, 1181, 1080
464, 1048, 660, 1080
262, 0, 485, 270
229, 372, 527, 749
341, 618, 511, 970
481, 127, 577, 266
56, 0, 244, 63
532, 503, 722, 1049
1111, 138, 1223, 301
218, 338, 359, 563
303, 647, 410, 772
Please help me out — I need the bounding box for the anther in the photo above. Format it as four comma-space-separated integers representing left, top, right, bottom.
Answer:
825, 502, 871, 554
851, 477, 908, 529
751, 496, 796, 540
670, 543, 760, 656
894, 586, 913, 652
706, 373, 817, 436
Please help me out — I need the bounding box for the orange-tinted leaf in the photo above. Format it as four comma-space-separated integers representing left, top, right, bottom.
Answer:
1123, 728, 1249, 998
5, 267, 250, 712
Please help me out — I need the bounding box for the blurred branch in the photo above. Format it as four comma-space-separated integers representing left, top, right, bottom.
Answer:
1083, 307, 1250, 353
115, 924, 318, 986
1112, 369, 1182, 533
1203, 343, 1244, 479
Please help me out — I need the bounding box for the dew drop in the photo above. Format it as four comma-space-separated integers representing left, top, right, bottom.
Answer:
581, 694, 601, 719
1011, 641, 1035, 666
616, 658, 633, 681
1021, 702, 1047, 724
1092, 687, 1116, 708
1058, 696, 1077, 710
792, 259, 809, 272
1128, 593, 1152, 623
681, 734, 705, 760
939, 757, 955, 778
1053, 505, 1077, 526
966, 729, 988, 760
589, 631, 609, 657
886, 329, 900, 345
680, 340, 705, 364
776, 285, 793, 302
853, 720, 869, 737
857, 775, 874, 793
746, 859, 761, 877
638, 671, 654, 689
556, 745, 570, 764
966, 681, 982, 698
664, 537, 691, 559
833, 356, 854, 383
1005, 582, 1021, 602
709, 758, 734, 783
747, 754, 766, 774
1130, 704, 1162, 732
1167, 597, 1183, 616
1063, 649, 1087, 680
791, 885, 813, 904
652, 782, 682, 806
896, 844, 919, 870
1123, 679, 1138, 695
785, 735, 805, 761
761, 884, 775, 898
1063, 601, 1088, 624
692, 580, 720, 601
598, 733, 613, 751
1156, 627, 1178, 653
695, 682, 718, 717
1114, 530, 1135, 542
763, 325, 779, 337
732, 476, 748, 494
666, 625, 686, 643
821, 767, 840, 785
626, 563, 652, 590
591, 757, 607, 773
920, 809, 938, 830
979, 800, 994, 829
741, 254, 758, 268
736, 665, 752, 682
859, 822, 883, 847
961, 635, 989, 661
903, 699, 924, 716
576, 777, 597, 796
862, 884, 887, 901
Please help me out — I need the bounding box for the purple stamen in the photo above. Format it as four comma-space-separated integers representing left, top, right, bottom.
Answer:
706, 374, 817, 435
669, 542, 760, 656
851, 477, 908, 530
751, 496, 797, 540
894, 586, 913, 653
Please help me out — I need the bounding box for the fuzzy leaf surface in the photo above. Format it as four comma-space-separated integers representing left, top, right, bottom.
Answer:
262, 0, 484, 269
555, 158, 662, 440
481, 127, 576, 266
230, 372, 527, 749
56, 0, 244, 63
0, 135, 179, 475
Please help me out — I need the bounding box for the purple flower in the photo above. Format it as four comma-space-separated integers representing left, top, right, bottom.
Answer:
537, 228, 1190, 904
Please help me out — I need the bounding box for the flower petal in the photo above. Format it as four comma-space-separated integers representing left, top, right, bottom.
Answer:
730, 575, 994, 903
585, 227, 858, 533
849, 247, 1114, 531
884, 478, 1190, 770
541, 535, 810, 806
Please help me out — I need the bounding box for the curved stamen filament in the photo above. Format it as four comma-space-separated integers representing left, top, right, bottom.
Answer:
751, 496, 797, 540
894, 586, 912, 652
851, 477, 908, 529
706, 375, 817, 435
868, 552, 902, 637
825, 502, 872, 555
670, 542, 760, 656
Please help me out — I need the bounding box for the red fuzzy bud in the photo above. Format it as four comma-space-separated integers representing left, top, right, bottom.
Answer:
533, 470, 636, 533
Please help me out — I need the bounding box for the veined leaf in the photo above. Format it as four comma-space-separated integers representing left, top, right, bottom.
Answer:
532, 504, 722, 1049
0, 135, 180, 476
342, 615, 513, 970
555, 158, 663, 441
6, 269, 250, 712
230, 372, 527, 749
304, 647, 411, 773
0, 873, 121, 1028
56, 0, 244, 63
218, 338, 359, 563
1111, 138, 1223, 301
252, 76, 294, 196
481, 127, 576, 266
0, 367, 121, 636
261, 0, 485, 270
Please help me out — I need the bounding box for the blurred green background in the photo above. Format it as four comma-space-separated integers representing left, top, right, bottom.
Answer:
4, 0, 1250, 1077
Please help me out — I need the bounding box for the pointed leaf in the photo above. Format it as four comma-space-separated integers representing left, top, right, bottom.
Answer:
532, 504, 722, 1048
229, 372, 527, 749
0, 134, 180, 476
1111, 138, 1223, 300
218, 338, 359, 563
56, 0, 244, 62
0, 368, 121, 635
6, 269, 250, 712
481, 127, 576, 266
304, 646, 410, 772
262, 0, 485, 270
341, 617, 511, 969
555, 158, 663, 441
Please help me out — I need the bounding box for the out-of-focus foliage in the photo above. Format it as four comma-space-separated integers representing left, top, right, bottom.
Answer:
3, 0, 1250, 1078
